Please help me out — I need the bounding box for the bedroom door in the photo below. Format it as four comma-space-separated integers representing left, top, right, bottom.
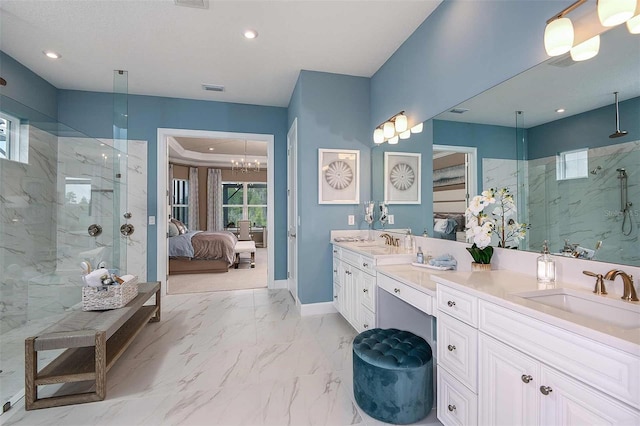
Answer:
287, 119, 298, 302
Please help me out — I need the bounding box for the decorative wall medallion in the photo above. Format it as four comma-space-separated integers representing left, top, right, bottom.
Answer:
390, 163, 415, 191
324, 160, 353, 190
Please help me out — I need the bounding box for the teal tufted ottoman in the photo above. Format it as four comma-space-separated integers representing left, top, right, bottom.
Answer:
353, 328, 433, 424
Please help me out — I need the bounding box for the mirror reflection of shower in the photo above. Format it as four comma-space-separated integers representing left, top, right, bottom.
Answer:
617, 168, 633, 236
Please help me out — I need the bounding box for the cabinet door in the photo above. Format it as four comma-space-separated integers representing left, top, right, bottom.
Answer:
438, 313, 478, 392
360, 271, 376, 313
479, 334, 540, 426
539, 366, 640, 426
342, 264, 355, 327
332, 257, 341, 285
333, 282, 341, 313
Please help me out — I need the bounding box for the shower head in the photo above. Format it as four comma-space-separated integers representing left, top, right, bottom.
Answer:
609, 92, 628, 139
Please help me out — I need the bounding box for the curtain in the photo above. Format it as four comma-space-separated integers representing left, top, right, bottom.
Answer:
188, 167, 199, 230
207, 168, 223, 231
168, 163, 174, 219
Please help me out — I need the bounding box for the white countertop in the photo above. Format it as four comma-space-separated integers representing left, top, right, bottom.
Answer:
376, 264, 439, 295
431, 270, 640, 356
332, 241, 416, 263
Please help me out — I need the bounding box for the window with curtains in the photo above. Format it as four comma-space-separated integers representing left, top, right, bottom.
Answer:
172, 178, 189, 227
222, 182, 267, 227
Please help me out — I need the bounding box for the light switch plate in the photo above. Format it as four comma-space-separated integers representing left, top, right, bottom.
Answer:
348, 215, 355, 225
388, 214, 395, 225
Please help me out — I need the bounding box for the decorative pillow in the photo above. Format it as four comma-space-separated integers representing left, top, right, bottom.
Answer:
434, 218, 448, 233
171, 218, 188, 234
168, 221, 179, 237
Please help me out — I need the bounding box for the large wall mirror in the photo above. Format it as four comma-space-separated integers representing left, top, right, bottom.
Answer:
372, 24, 639, 267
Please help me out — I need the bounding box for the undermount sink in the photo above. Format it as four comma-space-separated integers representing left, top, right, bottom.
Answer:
515, 288, 640, 330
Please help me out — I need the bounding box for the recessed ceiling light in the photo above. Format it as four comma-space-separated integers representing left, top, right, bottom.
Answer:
243, 29, 258, 39
556, 108, 566, 113
208, 147, 215, 151
43, 51, 61, 59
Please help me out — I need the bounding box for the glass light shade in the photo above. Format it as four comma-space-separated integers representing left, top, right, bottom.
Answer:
373, 128, 385, 144
544, 18, 574, 56
383, 121, 395, 138
399, 130, 411, 139
597, 0, 636, 27
388, 135, 399, 145
627, 14, 640, 34
394, 113, 408, 132
411, 122, 423, 133
570, 35, 600, 61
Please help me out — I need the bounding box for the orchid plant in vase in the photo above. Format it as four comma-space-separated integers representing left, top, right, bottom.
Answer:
464, 188, 528, 265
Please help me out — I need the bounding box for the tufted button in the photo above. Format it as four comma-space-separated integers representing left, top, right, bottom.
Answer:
353, 328, 432, 369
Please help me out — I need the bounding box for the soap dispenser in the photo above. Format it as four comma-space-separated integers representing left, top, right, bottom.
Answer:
537, 240, 556, 286
416, 247, 424, 264
404, 229, 414, 251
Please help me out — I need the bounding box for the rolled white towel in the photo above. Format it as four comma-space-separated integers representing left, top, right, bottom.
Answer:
119, 274, 136, 284
83, 268, 109, 287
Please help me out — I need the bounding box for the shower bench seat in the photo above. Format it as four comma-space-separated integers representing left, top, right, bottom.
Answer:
24, 281, 161, 410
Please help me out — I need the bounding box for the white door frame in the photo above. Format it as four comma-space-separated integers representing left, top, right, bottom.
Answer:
286, 119, 298, 304
157, 128, 275, 296
433, 144, 478, 208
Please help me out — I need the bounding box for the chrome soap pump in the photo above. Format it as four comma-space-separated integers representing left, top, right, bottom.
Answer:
537, 240, 556, 286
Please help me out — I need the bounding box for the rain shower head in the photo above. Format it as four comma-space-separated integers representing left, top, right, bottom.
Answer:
610, 92, 628, 139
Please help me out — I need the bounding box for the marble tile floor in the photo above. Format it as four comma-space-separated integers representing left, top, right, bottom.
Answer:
1, 288, 441, 426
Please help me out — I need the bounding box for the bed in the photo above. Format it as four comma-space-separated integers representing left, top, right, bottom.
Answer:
168, 229, 238, 275
433, 213, 465, 241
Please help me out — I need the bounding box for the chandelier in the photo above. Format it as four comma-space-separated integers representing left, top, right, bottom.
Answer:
231, 140, 261, 173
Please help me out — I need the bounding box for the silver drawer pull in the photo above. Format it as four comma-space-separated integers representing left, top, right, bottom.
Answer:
363, 262, 369, 267
521, 375, 533, 384
447, 300, 456, 307
333, 269, 337, 273
363, 324, 369, 329
333, 250, 338, 254
540, 386, 553, 395
447, 404, 456, 412
394, 288, 400, 294
363, 288, 368, 293
334, 295, 338, 299
447, 344, 456, 352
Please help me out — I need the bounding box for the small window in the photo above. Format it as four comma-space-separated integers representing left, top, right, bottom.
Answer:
0, 111, 25, 163
556, 148, 588, 180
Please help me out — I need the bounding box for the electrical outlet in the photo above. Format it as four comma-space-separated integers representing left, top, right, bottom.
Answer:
388, 214, 394, 225
148, 215, 156, 225
348, 215, 355, 225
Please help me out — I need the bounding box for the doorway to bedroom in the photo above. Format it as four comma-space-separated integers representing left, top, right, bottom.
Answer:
158, 129, 274, 295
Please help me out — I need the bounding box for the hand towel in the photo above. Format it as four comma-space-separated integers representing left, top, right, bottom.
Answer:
82, 268, 109, 287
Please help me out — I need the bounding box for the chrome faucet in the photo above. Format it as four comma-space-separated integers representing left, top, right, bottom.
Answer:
604, 269, 639, 302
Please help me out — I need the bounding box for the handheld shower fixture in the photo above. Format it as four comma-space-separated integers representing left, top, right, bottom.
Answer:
609, 92, 628, 139
616, 168, 633, 236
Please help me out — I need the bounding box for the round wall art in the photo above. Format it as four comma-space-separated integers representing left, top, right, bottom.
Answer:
390, 162, 415, 191
324, 160, 353, 190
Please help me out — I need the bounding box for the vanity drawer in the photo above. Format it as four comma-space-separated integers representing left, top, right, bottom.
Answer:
332, 246, 341, 258
438, 367, 478, 426
378, 273, 432, 315
340, 248, 360, 268
438, 313, 478, 392
360, 306, 376, 332
359, 255, 375, 275
437, 284, 478, 327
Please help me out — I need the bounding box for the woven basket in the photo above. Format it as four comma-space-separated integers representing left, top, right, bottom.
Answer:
82, 276, 139, 311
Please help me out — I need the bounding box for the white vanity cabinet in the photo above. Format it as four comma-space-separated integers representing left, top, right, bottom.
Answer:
331, 245, 376, 333
436, 281, 640, 426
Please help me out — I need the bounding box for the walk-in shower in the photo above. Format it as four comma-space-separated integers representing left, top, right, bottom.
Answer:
617, 168, 633, 236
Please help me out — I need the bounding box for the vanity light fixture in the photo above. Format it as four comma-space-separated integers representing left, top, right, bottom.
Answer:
411, 122, 423, 133
373, 111, 416, 144
43, 50, 61, 59
544, 16, 575, 56
597, 0, 636, 27
627, 13, 640, 33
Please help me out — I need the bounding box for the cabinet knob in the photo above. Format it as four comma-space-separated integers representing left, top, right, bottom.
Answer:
447, 344, 456, 352
447, 404, 456, 412
521, 375, 533, 384
362, 262, 369, 267
363, 324, 369, 329
394, 288, 400, 294
363, 288, 368, 293
447, 300, 456, 307
333, 269, 337, 273
540, 386, 553, 395
333, 250, 338, 254
334, 295, 338, 299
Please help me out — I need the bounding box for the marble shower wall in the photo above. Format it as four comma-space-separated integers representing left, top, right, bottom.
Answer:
527, 140, 640, 265
0, 125, 58, 332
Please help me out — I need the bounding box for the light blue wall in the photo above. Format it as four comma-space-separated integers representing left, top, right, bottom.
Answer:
370, 0, 570, 128
58, 90, 289, 281
0, 51, 58, 120
294, 71, 371, 304
528, 97, 640, 159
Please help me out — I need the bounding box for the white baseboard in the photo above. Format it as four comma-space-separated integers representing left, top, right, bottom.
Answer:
299, 301, 337, 316
271, 279, 287, 289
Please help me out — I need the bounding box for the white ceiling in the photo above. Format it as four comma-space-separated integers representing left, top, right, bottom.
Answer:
0, 0, 442, 107
435, 24, 640, 128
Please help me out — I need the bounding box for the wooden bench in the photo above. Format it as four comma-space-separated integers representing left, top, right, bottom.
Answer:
234, 241, 256, 269
24, 281, 161, 410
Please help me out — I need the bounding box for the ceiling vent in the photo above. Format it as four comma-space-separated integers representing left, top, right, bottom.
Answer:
202, 84, 225, 92
547, 53, 576, 67
174, 0, 209, 9
449, 108, 469, 114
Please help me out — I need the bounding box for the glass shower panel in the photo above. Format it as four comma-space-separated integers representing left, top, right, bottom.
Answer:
515, 110, 529, 250
0, 95, 128, 411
